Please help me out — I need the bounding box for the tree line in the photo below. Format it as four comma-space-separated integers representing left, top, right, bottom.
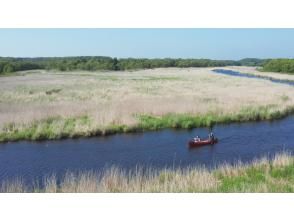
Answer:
0, 56, 267, 74
262, 59, 294, 74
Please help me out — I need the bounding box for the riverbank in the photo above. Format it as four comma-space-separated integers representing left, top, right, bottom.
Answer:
2, 67, 294, 142
1, 104, 294, 142
1, 152, 293, 193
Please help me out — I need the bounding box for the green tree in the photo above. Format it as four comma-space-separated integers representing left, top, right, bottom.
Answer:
3, 63, 14, 73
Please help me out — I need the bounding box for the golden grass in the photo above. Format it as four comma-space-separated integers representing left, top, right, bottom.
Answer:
0, 168, 219, 193
272, 153, 293, 167
0, 178, 29, 193
41, 167, 219, 193
1, 67, 294, 133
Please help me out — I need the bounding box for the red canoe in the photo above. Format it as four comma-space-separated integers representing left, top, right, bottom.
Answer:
188, 138, 218, 148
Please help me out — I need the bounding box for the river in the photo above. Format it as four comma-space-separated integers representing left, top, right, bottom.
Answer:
1, 116, 293, 185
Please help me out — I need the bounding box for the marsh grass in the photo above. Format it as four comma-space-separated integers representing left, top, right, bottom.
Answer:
0, 115, 95, 141
0, 178, 28, 193
0, 104, 291, 142
138, 104, 292, 130
2, 67, 294, 141
1, 153, 293, 193
1, 104, 294, 142
280, 95, 290, 102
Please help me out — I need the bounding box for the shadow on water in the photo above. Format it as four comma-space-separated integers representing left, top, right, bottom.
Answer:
213, 69, 294, 86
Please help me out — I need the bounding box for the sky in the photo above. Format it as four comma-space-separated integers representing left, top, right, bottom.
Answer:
0, 29, 293, 60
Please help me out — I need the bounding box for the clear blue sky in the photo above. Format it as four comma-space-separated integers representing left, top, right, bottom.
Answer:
0, 29, 293, 60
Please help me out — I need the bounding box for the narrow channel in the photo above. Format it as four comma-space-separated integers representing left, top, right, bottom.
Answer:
1, 116, 294, 185
212, 68, 294, 86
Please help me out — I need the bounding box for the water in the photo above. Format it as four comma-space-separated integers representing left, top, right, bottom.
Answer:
1, 116, 294, 185
213, 69, 294, 86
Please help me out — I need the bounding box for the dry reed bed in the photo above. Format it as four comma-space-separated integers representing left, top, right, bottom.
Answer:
1, 152, 293, 193
1, 68, 294, 129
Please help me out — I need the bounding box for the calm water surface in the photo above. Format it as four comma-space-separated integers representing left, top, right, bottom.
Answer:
1, 116, 294, 185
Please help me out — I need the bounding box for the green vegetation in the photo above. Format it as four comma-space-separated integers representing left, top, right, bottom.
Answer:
0, 114, 143, 142
215, 154, 294, 192
138, 105, 294, 130
0, 116, 93, 142
239, 58, 269, 67
1, 153, 294, 192
262, 59, 294, 74
1, 105, 293, 142
0, 56, 267, 75
0, 60, 40, 75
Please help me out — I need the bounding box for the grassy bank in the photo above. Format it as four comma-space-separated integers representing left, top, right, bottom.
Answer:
1, 105, 294, 142
139, 105, 294, 129
1, 153, 293, 193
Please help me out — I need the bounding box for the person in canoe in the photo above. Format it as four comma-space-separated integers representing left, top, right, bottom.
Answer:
194, 136, 201, 142
208, 132, 215, 141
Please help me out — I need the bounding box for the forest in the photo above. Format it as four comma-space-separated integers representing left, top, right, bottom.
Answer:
262, 59, 294, 74
0, 56, 267, 74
